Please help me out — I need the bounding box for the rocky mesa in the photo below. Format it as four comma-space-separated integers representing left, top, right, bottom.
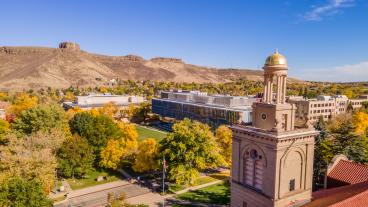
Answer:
0, 42, 302, 90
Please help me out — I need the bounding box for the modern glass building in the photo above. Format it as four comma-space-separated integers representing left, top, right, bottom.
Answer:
152, 90, 258, 127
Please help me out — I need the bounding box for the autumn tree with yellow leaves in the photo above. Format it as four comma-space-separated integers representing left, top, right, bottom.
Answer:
0, 119, 10, 143
215, 125, 232, 167
118, 122, 138, 151
99, 123, 138, 169
133, 138, 159, 173
99, 139, 125, 170
99, 102, 119, 117
64, 91, 75, 101
354, 111, 368, 135
6, 93, 38, 117
65, 107, 83, 120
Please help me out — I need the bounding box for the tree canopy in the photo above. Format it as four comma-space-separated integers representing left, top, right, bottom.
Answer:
12, 104, 68, 135
0, 130, 65, 193
0, 119, 10, 144
100, 139, 126, 170
215, 125, 232, 167
6, 93, 38, 117
159, 118, 223, 185
100, 123, 138, 170
133, 138, 159, 173
69, 112, 122, 155
57, 135, 95, 178
0, 177, 52, 207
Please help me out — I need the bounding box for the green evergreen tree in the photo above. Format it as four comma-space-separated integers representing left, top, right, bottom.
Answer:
331, 121, 368, 164
313, 116, 333, 190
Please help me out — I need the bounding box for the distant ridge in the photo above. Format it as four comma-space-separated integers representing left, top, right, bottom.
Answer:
0, 42, 303, 90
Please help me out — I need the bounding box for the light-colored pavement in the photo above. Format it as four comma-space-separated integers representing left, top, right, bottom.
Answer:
54, 180, 150, 207
68, 183, 151, 207
62, 180, 72, 193
126, 180, 227, 207
53, 170, 229, 207
69, 180, 130, 198
126, 192, 169, 207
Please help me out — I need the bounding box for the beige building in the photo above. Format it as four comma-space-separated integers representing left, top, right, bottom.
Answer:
289, 95, 368, 123
231, 51, 319, 207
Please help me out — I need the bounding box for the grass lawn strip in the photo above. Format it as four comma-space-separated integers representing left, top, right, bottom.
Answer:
168, 172, 230, 193
175, 182, 230, 205
135, 124, 167, 142
67, 169, 121, 190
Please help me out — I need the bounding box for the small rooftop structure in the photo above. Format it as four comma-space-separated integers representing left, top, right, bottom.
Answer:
160, 90, 258, 108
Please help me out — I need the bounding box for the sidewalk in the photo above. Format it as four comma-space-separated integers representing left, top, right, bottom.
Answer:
69, 180, 130, 198
126, 179, 227, 206
61, 180, 72, 193
126, 192, 168, 206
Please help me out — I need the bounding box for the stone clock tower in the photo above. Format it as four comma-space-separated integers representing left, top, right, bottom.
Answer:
230, 51, 318, 207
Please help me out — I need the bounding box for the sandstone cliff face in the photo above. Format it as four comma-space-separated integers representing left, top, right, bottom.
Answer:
150, 57, 183, 64
58, 42, 80, 51
0, 42, 302, 90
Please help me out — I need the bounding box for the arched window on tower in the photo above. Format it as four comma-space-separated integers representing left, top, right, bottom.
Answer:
243, 149, 264, 191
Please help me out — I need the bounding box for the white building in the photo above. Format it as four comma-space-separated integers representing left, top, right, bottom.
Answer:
63, 94, 145, 110
289, 94, 368, 123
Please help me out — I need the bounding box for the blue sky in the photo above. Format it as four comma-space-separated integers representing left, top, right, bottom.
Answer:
1, 0, 367, 82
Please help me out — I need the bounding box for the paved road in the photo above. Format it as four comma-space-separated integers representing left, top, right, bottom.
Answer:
54, 183, 151, 207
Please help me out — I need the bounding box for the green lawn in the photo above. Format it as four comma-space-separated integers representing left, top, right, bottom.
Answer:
175, 181, 230, 205
67, 169, 122, 190
135, 125, 167, 142
168, 172, 230, 193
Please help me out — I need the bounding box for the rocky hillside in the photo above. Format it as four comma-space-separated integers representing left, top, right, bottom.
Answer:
0, 42, 301, 90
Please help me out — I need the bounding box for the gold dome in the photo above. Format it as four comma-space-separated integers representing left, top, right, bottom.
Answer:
265, 50, 288, 66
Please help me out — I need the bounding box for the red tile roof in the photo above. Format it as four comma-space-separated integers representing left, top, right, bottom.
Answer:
303, 181, 368, 207
327, 160, 368, 185
330, 188, 368, 207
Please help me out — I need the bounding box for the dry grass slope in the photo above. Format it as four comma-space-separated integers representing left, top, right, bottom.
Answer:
0, 43, 304, 90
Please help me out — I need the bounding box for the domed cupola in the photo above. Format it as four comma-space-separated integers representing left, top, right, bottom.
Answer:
264, 49, 288, 67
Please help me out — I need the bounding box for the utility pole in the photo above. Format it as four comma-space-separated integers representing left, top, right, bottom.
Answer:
162, 154, 166, 207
